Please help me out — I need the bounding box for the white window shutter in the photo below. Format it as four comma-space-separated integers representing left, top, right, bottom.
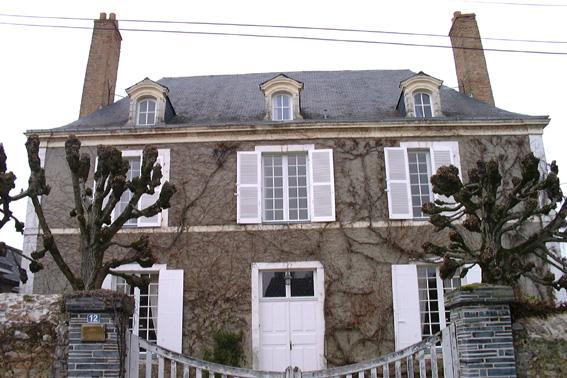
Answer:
138, 154, 164, 227
462, 264, 482, 285
384, 147, 413, 219
431, 144, 460, 210
237, 151, 262, 224
391, 264, 422, 350
309, 149, 335, 222
102, 274, 112, 290
157, 269, 183, 353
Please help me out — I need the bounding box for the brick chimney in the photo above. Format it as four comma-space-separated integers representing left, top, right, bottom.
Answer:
449, 12, 495, 106
79, 12, 122, 118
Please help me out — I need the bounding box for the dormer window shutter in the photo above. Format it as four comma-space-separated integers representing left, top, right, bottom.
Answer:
384, 147, 413, 219
237, 151, 262, 224
309, 149, 335, 222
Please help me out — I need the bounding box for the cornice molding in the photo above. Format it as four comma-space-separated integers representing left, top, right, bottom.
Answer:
29, 118, 549, 147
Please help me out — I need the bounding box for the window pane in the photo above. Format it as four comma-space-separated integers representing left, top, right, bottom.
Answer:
291, 271, 314, 297
262, 272, 286, 297
408, 150, 431, 219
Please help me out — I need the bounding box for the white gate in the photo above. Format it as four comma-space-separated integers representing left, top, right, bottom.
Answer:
126, 324, 458, 378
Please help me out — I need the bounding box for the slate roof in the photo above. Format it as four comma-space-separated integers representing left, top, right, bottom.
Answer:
50, 70, 539, 132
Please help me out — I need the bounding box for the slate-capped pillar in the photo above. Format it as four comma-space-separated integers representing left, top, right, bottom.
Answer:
65, 291, 134, 378
445, 285, 517, 378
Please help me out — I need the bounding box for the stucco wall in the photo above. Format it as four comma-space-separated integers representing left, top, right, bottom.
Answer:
513, 313, 567, 378
29, 133, 532, 366
0, 293, 67, 378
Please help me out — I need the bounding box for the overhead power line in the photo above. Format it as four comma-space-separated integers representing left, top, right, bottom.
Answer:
457, 0, 567, 6
1, 13, 565, 45
0, 19, 566, 56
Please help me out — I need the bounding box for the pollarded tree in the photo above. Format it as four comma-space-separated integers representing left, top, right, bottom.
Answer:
25, 134, 176, 290
422, 152, 567, 291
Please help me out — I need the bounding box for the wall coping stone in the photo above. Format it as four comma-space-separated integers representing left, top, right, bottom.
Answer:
445, 284, 514, 309
64, 290, 134, 314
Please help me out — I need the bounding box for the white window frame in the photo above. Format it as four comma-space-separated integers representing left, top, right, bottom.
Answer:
102, 264, 184, 353
391, 263, 481, 350
236, 145, 335, 224
384, 141, 460, 220
112, 149, 170, 228
272, 93, 293, 121
251, 261, 325, 370
137, 98, 157, 126
413, 92, 433, 118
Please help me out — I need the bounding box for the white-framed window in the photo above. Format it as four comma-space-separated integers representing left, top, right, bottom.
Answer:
137, 98, 157, 125
115, 273, 159, 343
413, 92, 433, 118
112, 149, 170, 227
384, 141, 460, 220
272, 93, 293, 121
399, 73, 442, 118
391, 263, 481, 350
263, 154, 308, 222
102, 264, 184, 353
408, 150, 433, 219
237, 145, 335, 224
417, 266, 461, 338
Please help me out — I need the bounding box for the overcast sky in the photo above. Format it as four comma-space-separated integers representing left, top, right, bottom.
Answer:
1, 0, 565, 249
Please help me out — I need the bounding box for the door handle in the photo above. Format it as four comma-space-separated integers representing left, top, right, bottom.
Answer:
290, 341, 292, 350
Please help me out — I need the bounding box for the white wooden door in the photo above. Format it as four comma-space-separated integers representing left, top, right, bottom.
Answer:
258, 269, 322, 371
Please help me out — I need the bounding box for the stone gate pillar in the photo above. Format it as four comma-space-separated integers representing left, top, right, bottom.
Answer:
445, 285, 517, 378
65, 291, 134, 378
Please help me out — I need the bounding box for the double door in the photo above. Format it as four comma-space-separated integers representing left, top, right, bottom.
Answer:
257, 269, 323, 371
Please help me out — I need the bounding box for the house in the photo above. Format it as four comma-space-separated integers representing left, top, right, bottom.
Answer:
20, 11, 550, 370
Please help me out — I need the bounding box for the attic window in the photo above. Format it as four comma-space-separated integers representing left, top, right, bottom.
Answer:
414, 93, 432, 118
399, 73, 443, 118
126, 78, 171, 126
260, 74, 304, 121
272, 93, 293, 121
138, 99, 157, 125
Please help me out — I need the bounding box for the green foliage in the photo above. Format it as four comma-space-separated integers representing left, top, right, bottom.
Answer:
202, 328, 245, 368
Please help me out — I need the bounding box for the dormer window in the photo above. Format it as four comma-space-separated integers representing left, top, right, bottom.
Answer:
272, 93, 293, 121
399, 72, 443, 118
413, 92, 433, 118
126, 78, 174, 126
260, 74, 304, 121
138, 98, 157, 125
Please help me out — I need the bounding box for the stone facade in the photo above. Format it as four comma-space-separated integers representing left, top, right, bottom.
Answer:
28, 134, 533, 365
513, 312, 567, 378
0, 293, 67, 378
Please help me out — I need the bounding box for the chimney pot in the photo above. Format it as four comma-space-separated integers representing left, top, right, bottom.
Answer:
109, 13, 116, 20
99, 12, 106, 20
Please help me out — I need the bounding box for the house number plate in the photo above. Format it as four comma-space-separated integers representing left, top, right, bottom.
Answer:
87, 314, 101, 323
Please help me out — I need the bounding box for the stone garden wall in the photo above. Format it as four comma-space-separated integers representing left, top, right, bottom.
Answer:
0, 293, 67, 378
513, 312, 567, 378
